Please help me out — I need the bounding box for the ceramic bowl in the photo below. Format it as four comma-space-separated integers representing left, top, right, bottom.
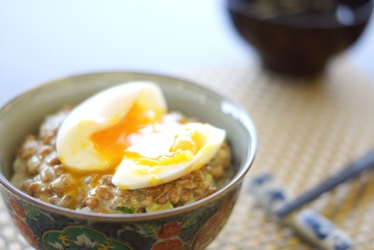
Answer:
225, 0, 373, 76
0, 72, 257, 249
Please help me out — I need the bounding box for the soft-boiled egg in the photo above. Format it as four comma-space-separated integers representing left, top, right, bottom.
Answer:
56, 82, 226, 190
112, 122, 225, 189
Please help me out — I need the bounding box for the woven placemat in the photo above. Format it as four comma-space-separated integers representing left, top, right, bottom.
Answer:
1, 57, 374, 249
181, 57, 374, 250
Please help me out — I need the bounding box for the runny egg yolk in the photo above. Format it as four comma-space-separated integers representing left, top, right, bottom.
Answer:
89, 103, 165, 169
123, 129, 204, 166
90, 102, 206, 169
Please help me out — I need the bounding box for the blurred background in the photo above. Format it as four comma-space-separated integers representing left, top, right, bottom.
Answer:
0, 0, 373, 104
1, 0, 374, 249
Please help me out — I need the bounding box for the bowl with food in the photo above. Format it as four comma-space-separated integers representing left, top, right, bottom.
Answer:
225, 0, 373, 76
0, 72, 257, 249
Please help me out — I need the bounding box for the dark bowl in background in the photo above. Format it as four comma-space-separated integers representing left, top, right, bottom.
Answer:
226, 0, 373, 76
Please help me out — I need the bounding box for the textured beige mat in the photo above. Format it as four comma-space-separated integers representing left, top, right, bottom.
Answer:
181, 58, 374, 250
1, 57, 374, 249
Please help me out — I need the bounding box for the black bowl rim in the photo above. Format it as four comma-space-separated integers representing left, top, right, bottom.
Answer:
0, 71, 257, 221
225, 0, 373, 29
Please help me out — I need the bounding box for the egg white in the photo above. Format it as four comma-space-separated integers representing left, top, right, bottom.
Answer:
112, 123, 226, 190
56, 81, 167, 171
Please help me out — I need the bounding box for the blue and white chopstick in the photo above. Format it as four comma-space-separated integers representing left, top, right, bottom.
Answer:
248, 149, 374, 249
248, 173, 353, 250
276, 149, 374, 218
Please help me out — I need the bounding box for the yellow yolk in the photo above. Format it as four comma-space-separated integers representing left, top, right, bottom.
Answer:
56, 82, 168, 172
89, 103, 207, 171
112, 123, 225, 190
123, 130, 204, 166
89, 103, 163, 169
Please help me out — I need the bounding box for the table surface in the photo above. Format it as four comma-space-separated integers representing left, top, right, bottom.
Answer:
1, 1, 374, 250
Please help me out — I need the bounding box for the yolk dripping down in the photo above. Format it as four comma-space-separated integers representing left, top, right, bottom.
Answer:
89, 103, 205, 169
89, 103, 164, 169
123, 128, 205, 166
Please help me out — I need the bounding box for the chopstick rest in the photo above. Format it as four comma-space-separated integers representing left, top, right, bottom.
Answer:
248, 173, 353, 250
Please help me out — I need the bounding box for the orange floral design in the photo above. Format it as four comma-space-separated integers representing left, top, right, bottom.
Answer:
152, 239, 185, 250
192, 191, 238, 249
157, 221, 182, 239
10, 198, 25, 218
13, 214, 39, 248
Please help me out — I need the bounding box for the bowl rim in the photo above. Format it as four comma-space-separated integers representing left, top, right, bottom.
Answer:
225, 0, 373, 28
0, 71, 257, 221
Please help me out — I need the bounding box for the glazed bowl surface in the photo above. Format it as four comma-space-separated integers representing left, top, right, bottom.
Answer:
226, 0, 373, 76
0, 72, 257, 249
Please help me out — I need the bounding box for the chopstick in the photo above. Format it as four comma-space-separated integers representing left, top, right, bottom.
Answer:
276, 148, 374, 218
247, 149, 374, 249
248, 171, 354, 249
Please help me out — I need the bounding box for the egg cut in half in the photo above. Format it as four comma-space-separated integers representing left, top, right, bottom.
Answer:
56, 82, 167, 172
112, 122, 226, 189
56, 81, 226, 190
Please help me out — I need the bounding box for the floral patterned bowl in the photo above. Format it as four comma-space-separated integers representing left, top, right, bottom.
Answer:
0, 72, 257, 250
